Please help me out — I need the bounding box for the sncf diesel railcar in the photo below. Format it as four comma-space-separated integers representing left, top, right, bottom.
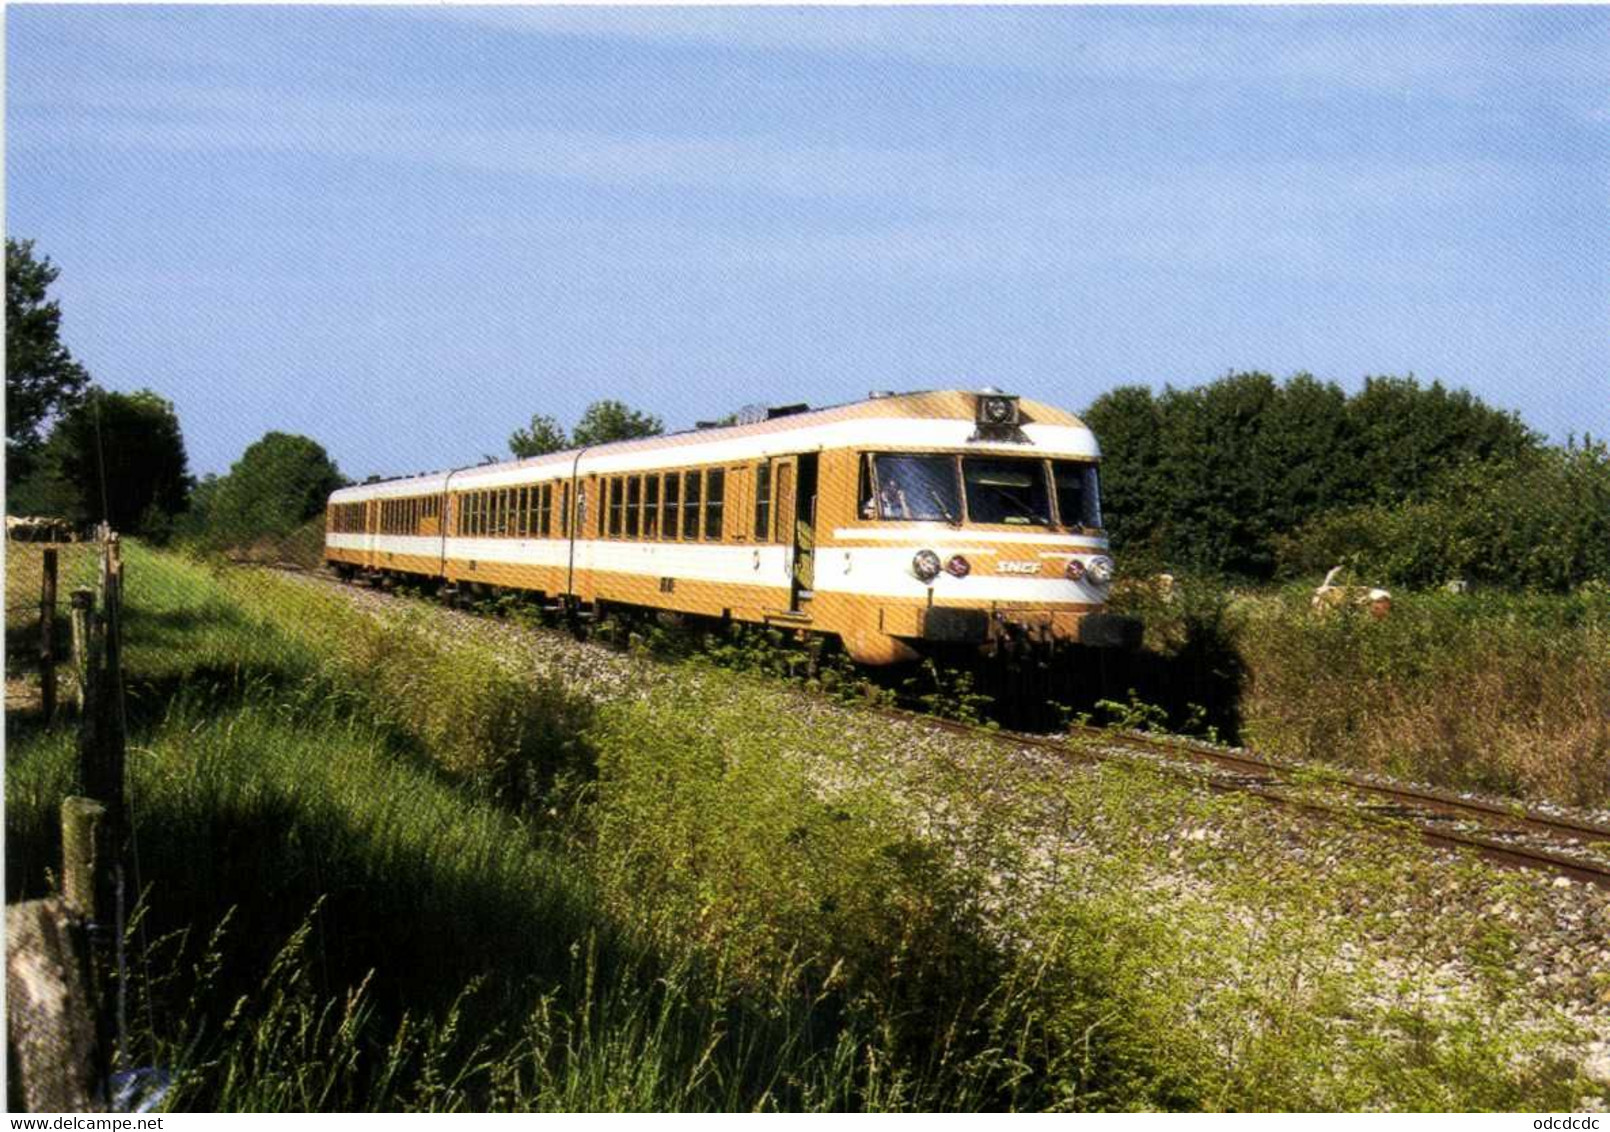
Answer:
324, 389, 1138, 665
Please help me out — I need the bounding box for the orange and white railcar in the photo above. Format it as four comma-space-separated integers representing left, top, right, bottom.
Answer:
324, 389, 1138, 664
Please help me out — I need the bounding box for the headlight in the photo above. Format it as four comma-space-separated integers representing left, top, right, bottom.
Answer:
1064, 559, 1086, 581
912, 549, 942, 582
1086, 556, 1115, 586
945, 554, 971, 578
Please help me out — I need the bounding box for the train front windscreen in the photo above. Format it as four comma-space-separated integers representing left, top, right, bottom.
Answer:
867, 453, 1100, 530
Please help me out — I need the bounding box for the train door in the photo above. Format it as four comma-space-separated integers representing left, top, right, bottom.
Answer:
363, 498, 379, 570
793, 454, 818, 608
773, 454, 818, 612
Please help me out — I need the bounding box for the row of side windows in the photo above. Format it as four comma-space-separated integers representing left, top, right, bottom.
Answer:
378, 495, 440, 535
370, 461, 785, 543
454, 482, 571, 540
327, 502, 366, 533
601, 468, 725, 542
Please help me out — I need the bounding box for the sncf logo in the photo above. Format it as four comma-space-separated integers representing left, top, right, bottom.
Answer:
997, 560, 1041, 575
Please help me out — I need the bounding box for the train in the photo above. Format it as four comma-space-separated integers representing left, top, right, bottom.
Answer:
324, 388, 1140, 665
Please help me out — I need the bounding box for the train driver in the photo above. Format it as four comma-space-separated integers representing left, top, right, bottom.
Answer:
870, 477, 910, 520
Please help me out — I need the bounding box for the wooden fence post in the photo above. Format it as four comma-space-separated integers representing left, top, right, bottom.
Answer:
40, 546, 58, 723
81, 538, 125, 831
6, 897, 102, 1112
70, 588, 96, 712
61, 796, 107, 925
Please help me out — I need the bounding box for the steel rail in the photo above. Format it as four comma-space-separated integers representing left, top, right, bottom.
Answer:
1062, 723, 1610, 847
879, 708, 1610, 890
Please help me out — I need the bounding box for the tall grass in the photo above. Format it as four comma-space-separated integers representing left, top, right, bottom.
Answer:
1237, 586, 1610, 806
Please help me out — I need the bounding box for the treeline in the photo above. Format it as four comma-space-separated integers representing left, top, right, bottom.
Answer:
1084, 372, 1608, 590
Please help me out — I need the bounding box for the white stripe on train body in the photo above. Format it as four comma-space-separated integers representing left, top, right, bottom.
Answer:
338, 532, 1112, 606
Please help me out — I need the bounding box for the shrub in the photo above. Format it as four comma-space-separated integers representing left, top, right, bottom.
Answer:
1275, 443, 1610, 592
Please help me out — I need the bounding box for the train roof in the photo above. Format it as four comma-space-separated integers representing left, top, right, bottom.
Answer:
331, 389, 1096, 502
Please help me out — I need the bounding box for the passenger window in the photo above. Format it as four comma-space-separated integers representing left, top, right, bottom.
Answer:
754, 463, 771, 543
626, 476, 641, 539
644, 475, 660, 540
705, 469, 725, 541
682, 471, 701, 540
664, 472, 681, 539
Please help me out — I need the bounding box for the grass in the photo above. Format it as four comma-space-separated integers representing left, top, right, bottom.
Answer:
1234, 585, 1610, 807
6, 542, 1607, 1110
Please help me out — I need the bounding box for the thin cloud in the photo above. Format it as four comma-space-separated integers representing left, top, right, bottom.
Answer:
15, 80, 1022, 208
430, 6, 1610, 116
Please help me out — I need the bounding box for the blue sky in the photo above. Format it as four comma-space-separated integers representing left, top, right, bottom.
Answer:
8, 5, 1607, 480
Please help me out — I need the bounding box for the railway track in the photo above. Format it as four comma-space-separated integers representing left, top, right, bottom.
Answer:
302, 564, 1610, 890
886, 708, 1610, 890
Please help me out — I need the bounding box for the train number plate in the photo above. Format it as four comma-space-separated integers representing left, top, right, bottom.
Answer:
998, 560, 1041, 575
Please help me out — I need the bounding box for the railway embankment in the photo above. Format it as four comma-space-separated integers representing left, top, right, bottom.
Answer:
277, 563, 1610, 1106
6, 541, 1609, 1109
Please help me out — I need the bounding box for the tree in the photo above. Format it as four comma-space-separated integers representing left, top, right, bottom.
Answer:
206, 432, 346, 542
45, 387, 190, 536
7, 239, 90, 487
509, 413, 568, 458
1344, 376, 1538, 505
1083, 371, 1543, 579
571, 400, 663, 447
